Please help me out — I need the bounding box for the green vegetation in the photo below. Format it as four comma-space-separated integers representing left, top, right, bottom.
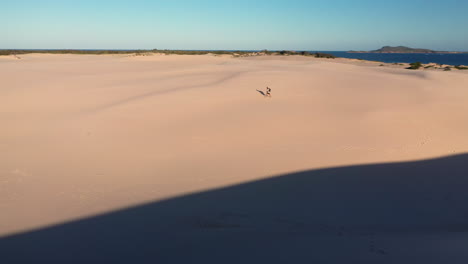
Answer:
0, 49, 247, 56
0, 49, 335, 59
407, 62, 422, 70
154, 50, 251, 55
272, 50, 335, 58
455, 65, 468, 70
314, 52, 335, 58
0, 49, 150, 56
0, 49, 336, 58
277, 50, 292, 55
260, 50, 336, 58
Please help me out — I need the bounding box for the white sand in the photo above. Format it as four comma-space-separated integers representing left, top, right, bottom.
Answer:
1, 54, 468, 262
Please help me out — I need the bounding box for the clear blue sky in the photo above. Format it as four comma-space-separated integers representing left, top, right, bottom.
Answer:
2, 0, 468, 51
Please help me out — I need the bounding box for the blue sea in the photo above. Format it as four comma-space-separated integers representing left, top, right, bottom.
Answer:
312, 51, 468, 66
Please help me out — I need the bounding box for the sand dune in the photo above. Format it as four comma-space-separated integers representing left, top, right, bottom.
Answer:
1, 54, 468, 262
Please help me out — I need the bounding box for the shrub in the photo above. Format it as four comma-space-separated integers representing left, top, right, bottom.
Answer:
407, 62, 422, 70
277, 50, 305, 56
314, 52, 336, 59
0, 49, 339, 59
455, 65, 468, 70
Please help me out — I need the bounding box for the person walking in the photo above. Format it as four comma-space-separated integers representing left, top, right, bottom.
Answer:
266, 87, 271, 97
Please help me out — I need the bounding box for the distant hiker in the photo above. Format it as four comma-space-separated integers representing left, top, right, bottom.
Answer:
266, 87, 271, 97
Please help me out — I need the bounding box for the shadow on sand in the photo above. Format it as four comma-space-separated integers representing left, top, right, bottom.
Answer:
2, 154, 468, 263
256, 89, 266, 96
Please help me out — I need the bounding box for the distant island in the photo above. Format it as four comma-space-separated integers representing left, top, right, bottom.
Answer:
349, 46, 466, 54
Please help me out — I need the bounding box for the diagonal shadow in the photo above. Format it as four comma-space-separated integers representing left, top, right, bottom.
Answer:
85, 71, 245, 114
2, 154, 468, 263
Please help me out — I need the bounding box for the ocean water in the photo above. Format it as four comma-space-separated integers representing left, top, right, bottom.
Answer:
314, 51, 468, 66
